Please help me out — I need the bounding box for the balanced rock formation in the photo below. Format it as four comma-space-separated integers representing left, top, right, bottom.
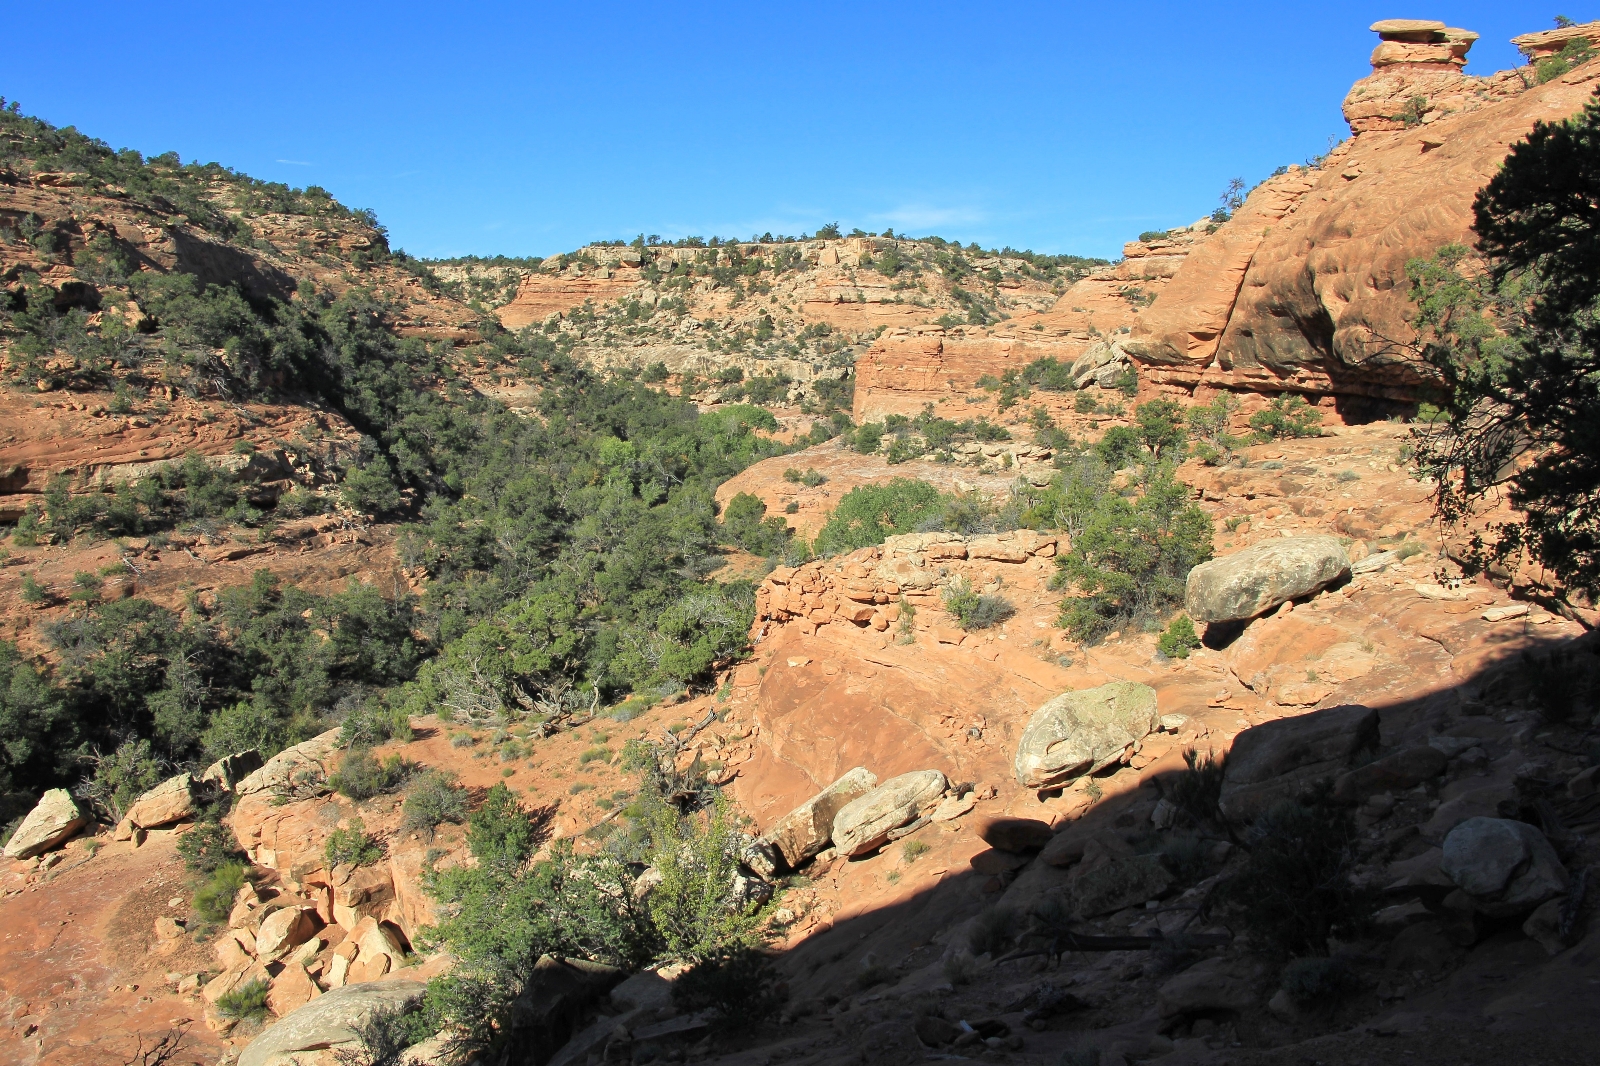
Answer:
2, 788, 87, 859
1184, 535, 1350, 622
831, 770, 947, 857
1013, 682, 1159, 789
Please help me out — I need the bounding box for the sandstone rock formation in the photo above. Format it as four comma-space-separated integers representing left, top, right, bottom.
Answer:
1218, 704, 1380, 822
124, 772, 199, 829
1126, 23, 1599, 403
2, 788, 87, 858
831, 770, 947, 857
762, 766, 878, 868
1013, 682, 1160, 789
1513, 19, 1600, 60
1184, 534, 1351, 622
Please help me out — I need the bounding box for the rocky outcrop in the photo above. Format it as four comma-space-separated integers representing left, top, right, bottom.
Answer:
1127, 22, 1599, 403
202, 749, 265, 791
1184, 535, 1350, 622
831, 770, 948, 857
762, 767, 878, 868
1513, 19, 1600, 61
2, 788, 87, 858
1013, 682, 1160, 789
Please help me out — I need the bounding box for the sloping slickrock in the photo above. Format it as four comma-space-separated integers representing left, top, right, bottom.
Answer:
1066, 854, 1173, 918
762, 767, 878, 868
1441, 817, 1569, 917
125, 773, 198, 829
831, 770, 947, 857
3, 789, 87, 858
1218, 704, 1379, 823
239, 980, 427, 1066
1185, 535, 1350, 622
235, 730, 341, 796
1013, 682, 1159, 789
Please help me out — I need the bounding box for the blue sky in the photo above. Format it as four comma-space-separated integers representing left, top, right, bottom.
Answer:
3, 2, 1556, 260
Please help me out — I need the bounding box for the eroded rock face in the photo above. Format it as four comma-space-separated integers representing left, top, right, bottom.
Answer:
1441, 817, 1569, 917
831, 770, 947, 857
202, 749, 264, 792
1185, 535, 1350, 623
1013, 682, 1159, 789
3, 788, 87, 858
1128, 30, 1597, 403
762, 767, 878, 868
239, 980, 427, 1066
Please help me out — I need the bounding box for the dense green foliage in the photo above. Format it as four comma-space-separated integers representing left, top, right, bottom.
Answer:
942, 577, 1015, 630
421, 784, 762, 1049
1408, 90, 1600, 595
811, 479, 948, 555
1221, 797, 1373, 958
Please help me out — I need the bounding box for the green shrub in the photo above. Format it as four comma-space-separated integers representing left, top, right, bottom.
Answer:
1074, 391, 1098, 414
1138, 230, 1171, 243
340, 699, 413, 749
967, 904, 1017, 955
77, 738, 167, 821
19, 573, 47, 604
720, 492, 792, 555
670, 945, 787, 1032
578, 746, 610, 765
853, 421, 884, 454
1187, 393, 1242, 465
1221, 797, 1375, 959
192, 860, 250, 924
325, 817, 383, 868
1051, 467, 1214, 642
216, 977, 271, 1021
902, 839, 930, 863
178, 819, 243, 874
330, 748, 410, 800
1165, 748, 1225, 828
942, 577, 1015, 630
812, 479, 948, 556
644, 794, 762, 960
1280, 955, 1362, 1008
1157, 615, 1201, 658
401, 771, 469, 834
1248, 394, 1322, 441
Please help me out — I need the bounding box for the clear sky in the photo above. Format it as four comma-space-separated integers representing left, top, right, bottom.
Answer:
2, 2, 1559, 260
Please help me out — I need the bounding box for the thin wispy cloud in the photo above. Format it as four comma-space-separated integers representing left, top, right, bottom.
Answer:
870, 203, 987, 231
276, 159, 312, 166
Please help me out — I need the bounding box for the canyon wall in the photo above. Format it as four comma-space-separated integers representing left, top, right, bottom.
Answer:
1127, 20, 1600, 403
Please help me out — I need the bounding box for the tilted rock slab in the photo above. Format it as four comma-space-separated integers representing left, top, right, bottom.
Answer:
1185, 535, 1350, 622
2, 788, 87, 858
125, 772, 198, 829
240, 980, 427, 1066
831, 770, 947, 857
762, 766, 878, 868
1218, 703, 1378, 823
1013, 682, 1159, 789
